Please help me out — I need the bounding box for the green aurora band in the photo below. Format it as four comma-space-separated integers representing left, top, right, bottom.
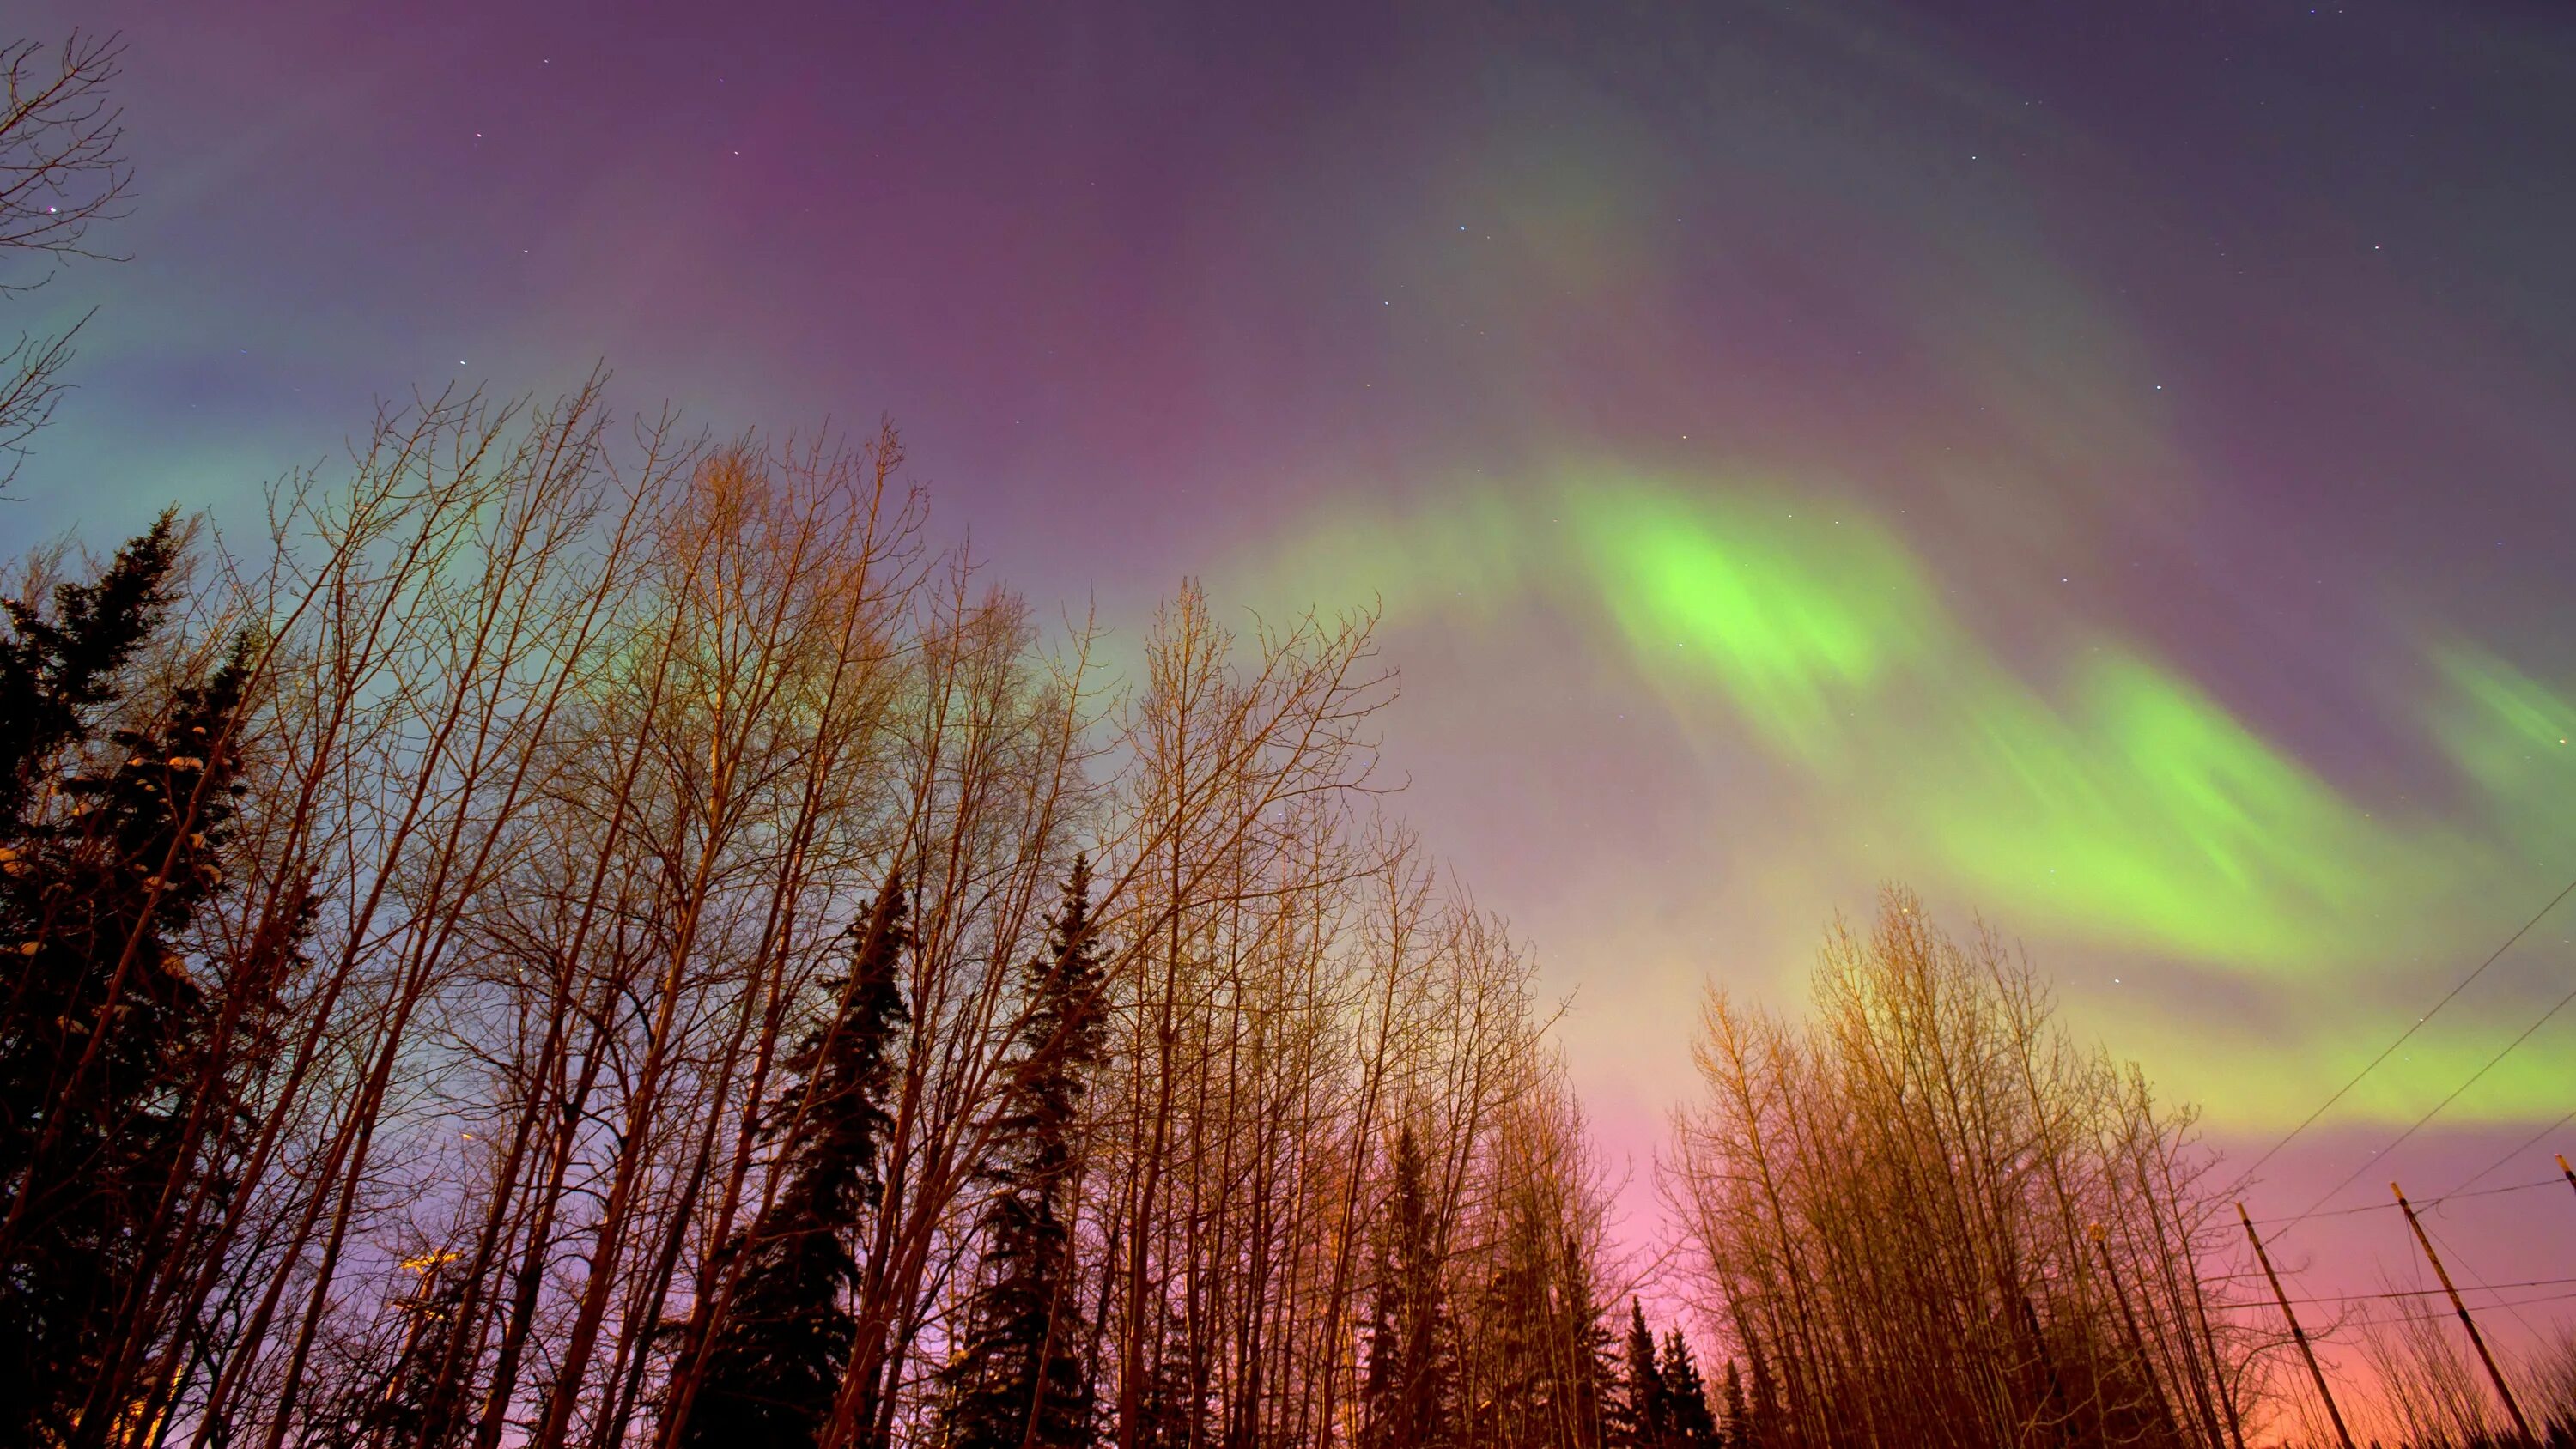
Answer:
1238, 470, 2576, 1123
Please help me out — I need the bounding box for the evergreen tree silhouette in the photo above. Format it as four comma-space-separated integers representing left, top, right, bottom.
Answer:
939, 858, 1109, 1449
1718, 1361, 1748, 1449
1744, 1344, 1783, 1449
1555, 1229, 1616, 1449
0, 517, 288, 1443
343, 1246, 473, 1448
1362, 1126, 1453, 1449
1659, 1331, 1718, 1449
1127, 1313, 1200, 1449
1467, 1202, 1577, 1447
1617, 1300, 1669, 1449
0, 516, 182, 830
672, 874, 912, 1449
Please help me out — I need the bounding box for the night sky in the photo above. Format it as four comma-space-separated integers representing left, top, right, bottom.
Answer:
11, 0, 2576, 1363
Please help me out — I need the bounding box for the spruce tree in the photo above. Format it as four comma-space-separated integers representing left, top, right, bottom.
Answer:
1469, 1214, 1613, 1449
1553, 1229, 1616, 1449
1659, 1331, 1718, 1449
1466, 1205, 1546, 1448
939, 858, 1108, 1449
672, 875, 912, 1449
0, 516, 183, 830
1127, 1314, 1201, 1449
0, 518, 278, 1443
1362, 1125, 1453, 1449
1618, 1300, 1669, 1449
1743, 1344, 1782, 1449
339, 1246, 474, 1449
1717, 1362, 1747, 1449
1362, 1220, 1397, 1441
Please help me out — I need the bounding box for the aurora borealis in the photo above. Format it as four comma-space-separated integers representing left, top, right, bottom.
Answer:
9, 0, 2575, 1353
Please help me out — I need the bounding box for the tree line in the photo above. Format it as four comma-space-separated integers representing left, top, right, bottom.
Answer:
29, 396, 2573, 1449
0, 387, 1662, 1449
1665, 892, 2576, 1449
9, 25, 2576, 1449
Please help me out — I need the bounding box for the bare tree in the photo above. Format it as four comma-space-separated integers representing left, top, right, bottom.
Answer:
1670, 889, 2254, 1449
0, 367, 1629, 1449
0, 29, 131, 485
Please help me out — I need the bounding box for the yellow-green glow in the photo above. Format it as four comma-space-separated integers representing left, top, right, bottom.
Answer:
1241, 484, 1535, 627
1575, 486, 1933, 758
1241, 467, 2574, 975
2430, 643, 2576, 803
1233, 465, 2576, 1126
1556, 478, 2466, 967
1909, 656, 2436, 967
2111, 1008, 2575, 1128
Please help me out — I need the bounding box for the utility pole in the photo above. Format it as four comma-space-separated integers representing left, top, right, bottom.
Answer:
2089, 1223, 2183, 1446
2236, 1203, 2356, 1449
2393, 1181, 2534, 1445
2559, 1152, 2575, 1204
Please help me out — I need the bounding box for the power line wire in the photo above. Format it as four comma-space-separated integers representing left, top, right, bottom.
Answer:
2224, 874, 2576, 1203
2333, 1287, 2576, 1332
2240, 1175, 2561, 1228
2422, 1213, 2549, 1346
2271, 1274, 2576, 1307
2441, 1104, 2576, 1197
2231, 877, 2576, 1197
2281, 972, 2576, 1239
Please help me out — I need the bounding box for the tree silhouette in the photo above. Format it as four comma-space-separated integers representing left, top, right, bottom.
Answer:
671, 876, 912, 1449
0, 517, 276, 1442
1, 30, 134, 488
1744, 1343, 1783, 1449
1616, 1301, 1668, 1449
1718, 1361, 1748, 1449
1363, 1126, 1454, 1449
1659, 1331, 1718, 1449
939, 858, 1109, 1449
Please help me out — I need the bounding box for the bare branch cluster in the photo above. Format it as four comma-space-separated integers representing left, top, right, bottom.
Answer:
0, 382, 1614, 1449
1668, 889, 2262, 1449
0, 28, 131, 482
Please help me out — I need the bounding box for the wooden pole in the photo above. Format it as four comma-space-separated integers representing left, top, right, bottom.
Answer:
2090, 1223, 2184, 1445
2236, 1203, 2356, 1449
2392, 1181, 2535, 1445
2558, 1151, 2574, 1203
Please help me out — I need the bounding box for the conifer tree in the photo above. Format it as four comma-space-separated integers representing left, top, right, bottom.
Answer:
671, 875, 912, 1449
1127, 1315, 1201, 1449
1717, 1361, 1747, 1449
1466, 1203, 1550, 1448
0, 516, 179, 828
939, 858, 1109, 1449
1659, 1331, 1718, 1449
1618, 1300, 1669, 1449
1553, 1229, 1615, 1449
1743, 1344, 1782, 1449
1362, 1125, 1453, 1449
0, 517, 279, 1443
337, 1246, 472, 1449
